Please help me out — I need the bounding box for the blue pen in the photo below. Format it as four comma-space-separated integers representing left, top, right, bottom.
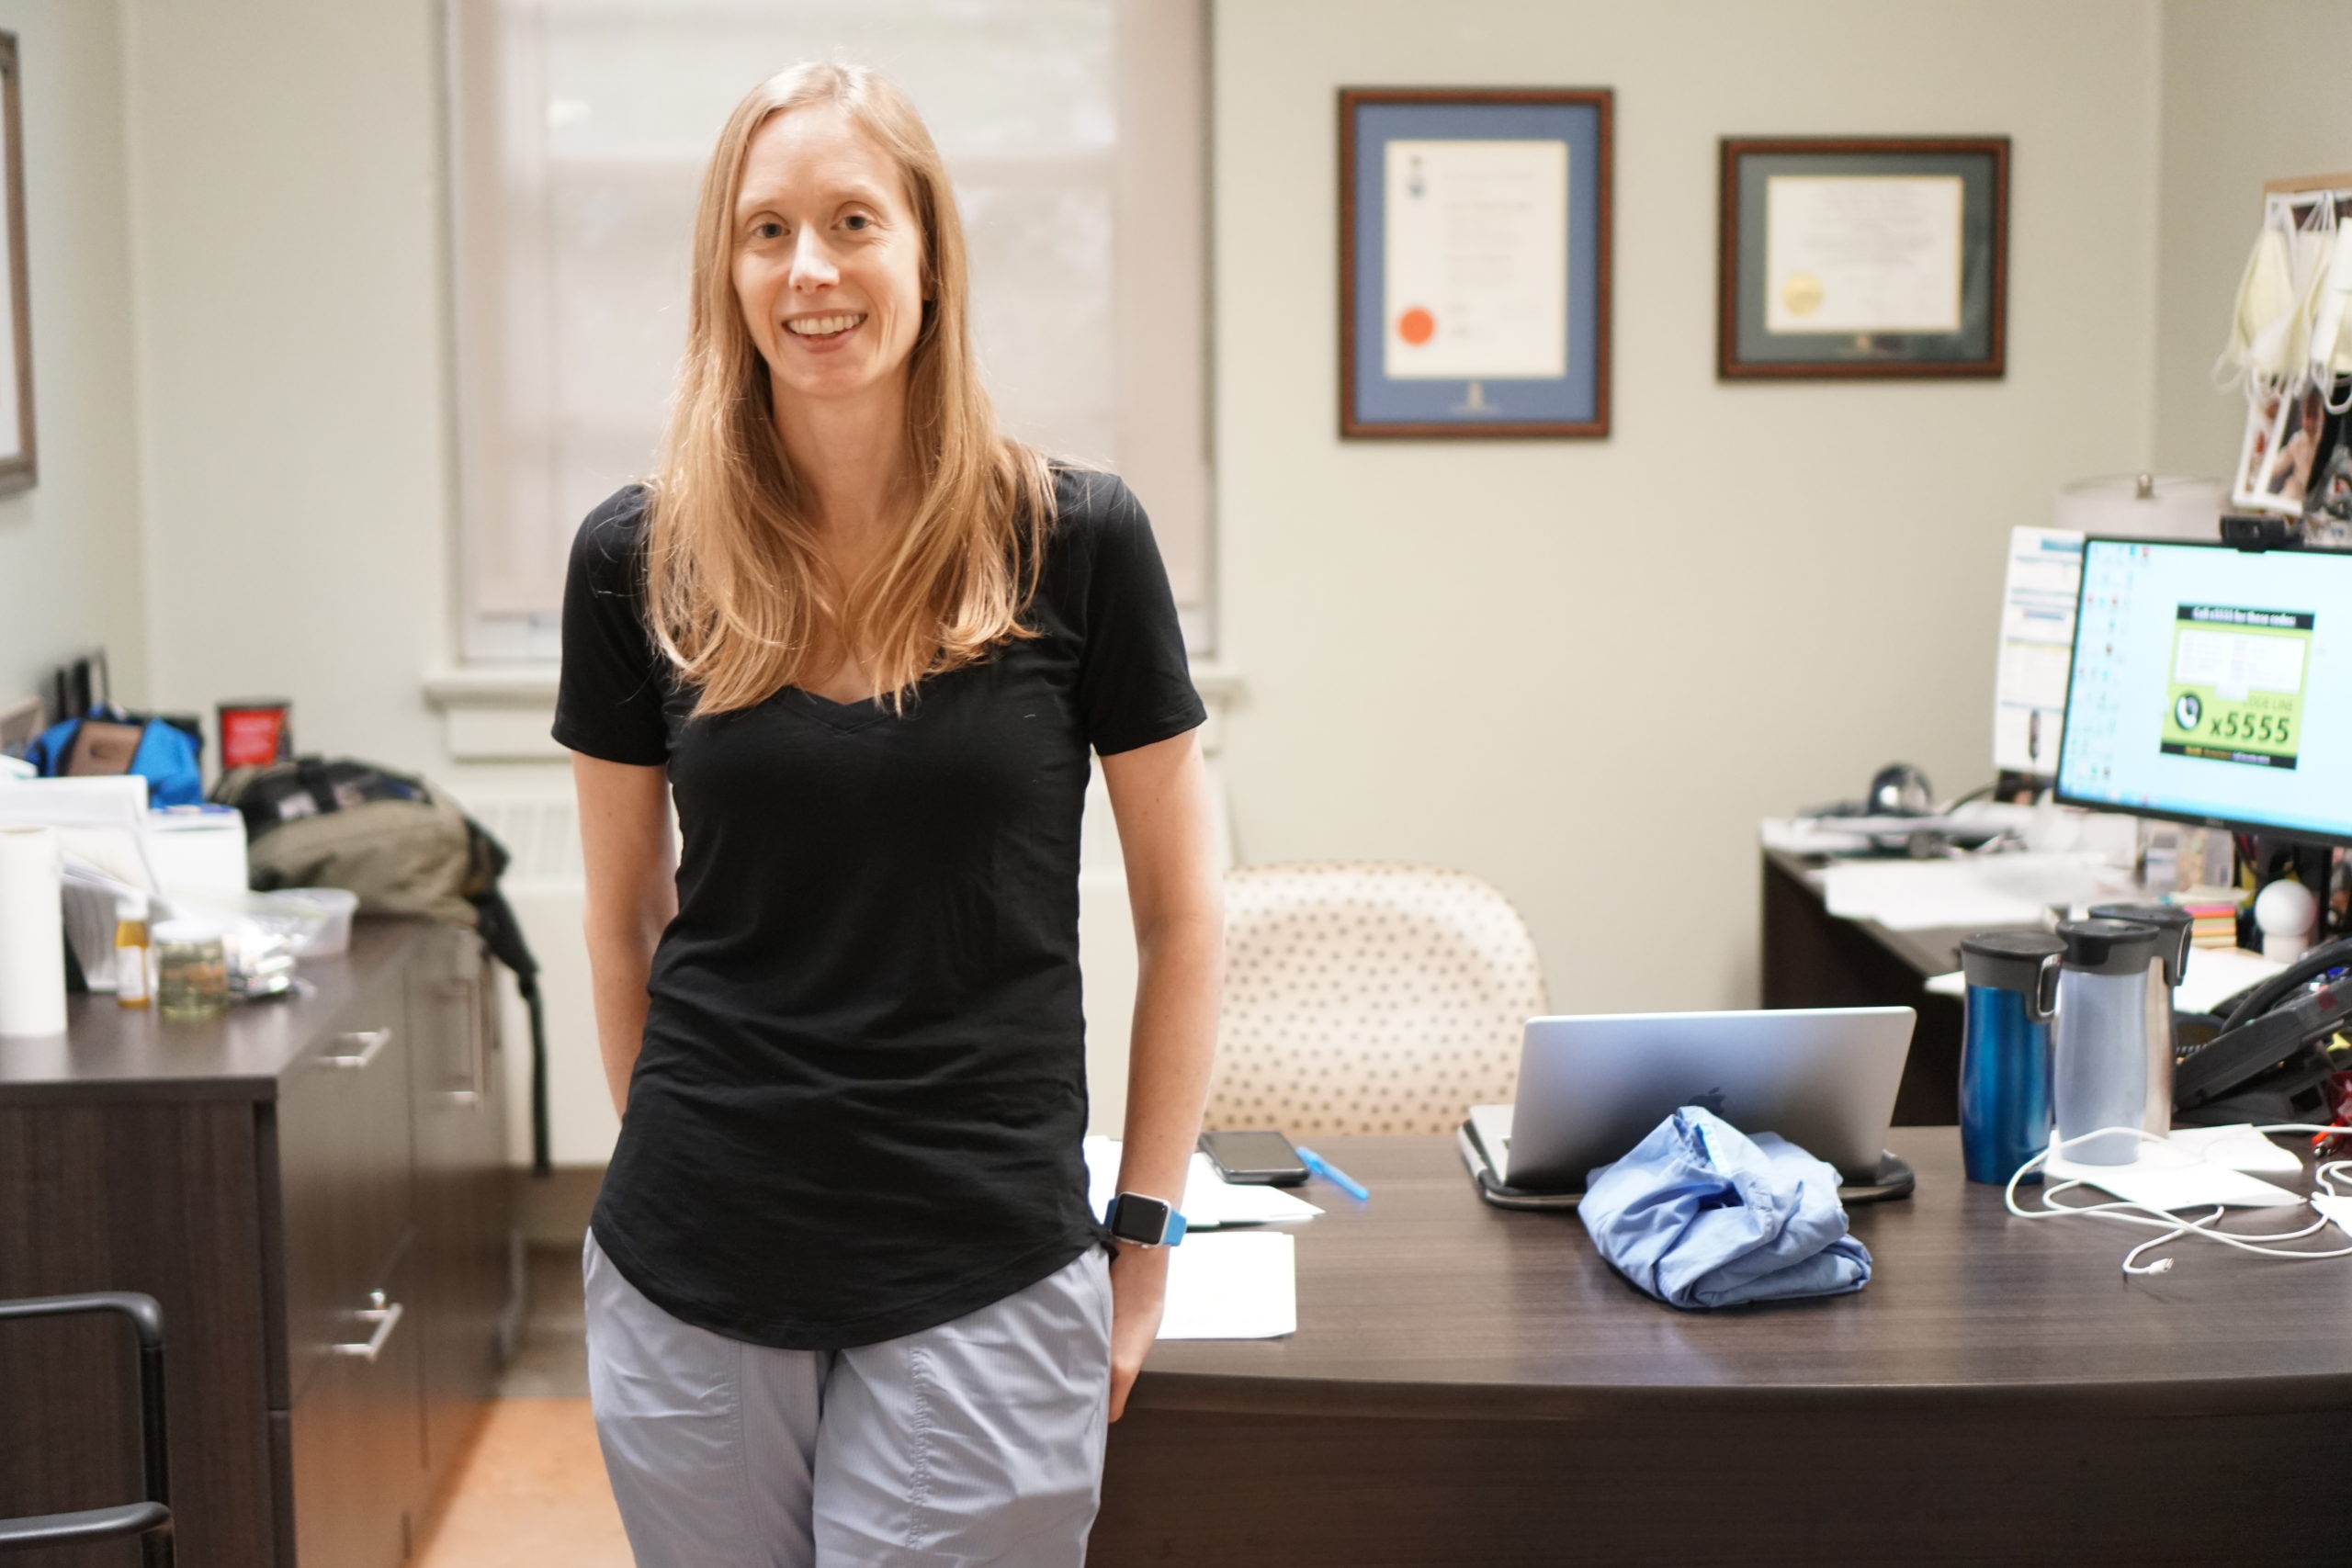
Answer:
1295, 1145, 1369, 1201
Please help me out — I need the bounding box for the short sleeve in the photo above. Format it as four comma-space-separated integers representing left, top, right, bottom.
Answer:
1069, 475, 1206, 756
552, 487, 673, 766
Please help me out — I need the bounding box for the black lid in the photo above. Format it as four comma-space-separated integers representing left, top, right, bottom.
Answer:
1960, 930, 2065, 995
2087, 902, 2195, 987
2056, 918, 2162, 976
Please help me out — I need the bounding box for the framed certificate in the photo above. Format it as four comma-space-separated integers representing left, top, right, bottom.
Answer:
1718, 136, 2008, 380
1340, 88, 1611, 438
0, 32, 32, 492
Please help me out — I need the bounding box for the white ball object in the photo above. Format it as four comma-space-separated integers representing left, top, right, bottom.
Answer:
2253, 879, 2318, 962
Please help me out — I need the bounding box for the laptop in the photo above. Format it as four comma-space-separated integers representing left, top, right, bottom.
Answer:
1459, 1007, 1917, 1208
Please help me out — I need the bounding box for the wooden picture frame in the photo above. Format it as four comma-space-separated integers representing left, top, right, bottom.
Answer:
1340, 87, 1611, 438
0, 33, 33, 491
1718, 136, 2008, 381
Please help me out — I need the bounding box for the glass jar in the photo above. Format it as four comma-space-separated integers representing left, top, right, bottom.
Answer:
153, 919, 231, 1021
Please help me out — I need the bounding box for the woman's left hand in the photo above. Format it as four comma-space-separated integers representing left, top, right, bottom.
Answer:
1106, 1242, 1169, 1421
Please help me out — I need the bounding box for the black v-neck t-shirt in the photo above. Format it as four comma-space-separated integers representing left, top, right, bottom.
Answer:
553, 469, 1204, 1349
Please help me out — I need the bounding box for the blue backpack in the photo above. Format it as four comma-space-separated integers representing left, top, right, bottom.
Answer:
25, 714, 207, 807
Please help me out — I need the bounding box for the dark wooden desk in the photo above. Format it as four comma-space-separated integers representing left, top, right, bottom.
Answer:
1095, 1133, 2351, 1567
1761, 847, 2003, 1123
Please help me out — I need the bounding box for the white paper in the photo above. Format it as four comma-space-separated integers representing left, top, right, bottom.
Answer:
2312, 1193, 2352, 1237
1384, 140, 1567, 380
1082, 1139, 1323, 1231
0, 776, 158, 892
2046, 1134, 2302, 1211
2172, 946, 2284, 1017
2162, 1123, 2303, 1176
1764, 174, 1964, 334
1992, 527, 2085, 775
1819, 852, 2135, 932
1156, 1231, 1297, 1340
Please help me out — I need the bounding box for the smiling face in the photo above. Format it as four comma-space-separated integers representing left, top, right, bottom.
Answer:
730, 103, 928, 415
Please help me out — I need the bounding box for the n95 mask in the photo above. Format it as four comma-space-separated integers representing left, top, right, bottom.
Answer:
2308, 223, 2352, 410
2218, 227, 2312, 388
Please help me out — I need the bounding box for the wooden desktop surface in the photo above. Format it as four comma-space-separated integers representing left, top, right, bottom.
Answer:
1097, 1131, 2352, 1566
1130, 1129, 2352, 1414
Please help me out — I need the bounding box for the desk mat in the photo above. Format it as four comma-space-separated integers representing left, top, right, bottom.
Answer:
1454, 1124, 1917, 1213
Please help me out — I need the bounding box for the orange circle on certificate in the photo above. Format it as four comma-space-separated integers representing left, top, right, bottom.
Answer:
1396, 307, 1435, 345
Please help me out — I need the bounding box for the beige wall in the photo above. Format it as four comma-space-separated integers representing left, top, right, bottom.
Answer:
122, 0, 456, 773
0, 0, 144, 706
1211, 0, 2163, 1012
21, 0, 2327, 1046
2152, 0, 2352, 479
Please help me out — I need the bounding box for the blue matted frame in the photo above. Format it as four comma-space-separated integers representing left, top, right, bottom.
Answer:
1339, 87, 1611, 439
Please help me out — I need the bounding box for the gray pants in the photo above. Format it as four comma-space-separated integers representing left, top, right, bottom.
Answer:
583, 1231, 1113, 1568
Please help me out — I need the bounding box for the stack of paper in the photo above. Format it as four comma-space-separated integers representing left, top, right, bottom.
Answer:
1156, 1233, 1296, 1339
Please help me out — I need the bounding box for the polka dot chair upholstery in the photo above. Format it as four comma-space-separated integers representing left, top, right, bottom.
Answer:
1205, 863, 1549, 1138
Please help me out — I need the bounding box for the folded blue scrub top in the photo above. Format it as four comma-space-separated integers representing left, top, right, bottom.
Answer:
1577, 1107, 1872, 1310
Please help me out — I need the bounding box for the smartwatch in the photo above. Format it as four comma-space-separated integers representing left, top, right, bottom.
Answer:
1104, 1191, 1187, 1248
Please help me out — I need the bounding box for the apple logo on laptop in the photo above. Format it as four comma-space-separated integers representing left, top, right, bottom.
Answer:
1690, 1087, 1728, 1117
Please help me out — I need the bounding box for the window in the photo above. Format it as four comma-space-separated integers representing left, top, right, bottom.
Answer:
447, 0, 1213, 662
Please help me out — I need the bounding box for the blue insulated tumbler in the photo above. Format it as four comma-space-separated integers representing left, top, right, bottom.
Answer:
1959, 931, 2064, 1185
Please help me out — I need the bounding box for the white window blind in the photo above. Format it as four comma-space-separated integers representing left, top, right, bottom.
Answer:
447, 0, 1213, 662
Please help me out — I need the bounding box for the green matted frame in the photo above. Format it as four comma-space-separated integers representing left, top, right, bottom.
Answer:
1717, 135, 2008, 381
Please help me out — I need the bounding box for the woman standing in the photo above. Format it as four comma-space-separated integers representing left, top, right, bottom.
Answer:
555, 62, 1220, 1568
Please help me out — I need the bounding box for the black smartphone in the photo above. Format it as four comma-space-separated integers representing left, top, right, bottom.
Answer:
1199, 1129, 1310, 1187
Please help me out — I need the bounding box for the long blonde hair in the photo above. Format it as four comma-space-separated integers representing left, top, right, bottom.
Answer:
644, 63, 1056, 716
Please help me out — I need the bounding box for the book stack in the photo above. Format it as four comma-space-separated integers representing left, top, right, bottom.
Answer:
2167, 886, 2250, 950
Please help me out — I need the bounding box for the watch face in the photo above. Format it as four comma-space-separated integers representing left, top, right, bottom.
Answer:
1110, 1193, 1172, 1245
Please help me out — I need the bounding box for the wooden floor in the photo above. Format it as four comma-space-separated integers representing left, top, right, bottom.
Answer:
413, 1243, 633, 1567
413, 1400, 630, 1568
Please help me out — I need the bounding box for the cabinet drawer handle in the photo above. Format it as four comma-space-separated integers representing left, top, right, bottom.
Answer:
322, 1029, 392, 1070
334, 1292, 403, 1361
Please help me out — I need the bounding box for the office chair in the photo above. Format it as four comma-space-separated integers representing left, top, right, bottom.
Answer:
1207, 862, 1547, 1137
0, 1292, 174, 1566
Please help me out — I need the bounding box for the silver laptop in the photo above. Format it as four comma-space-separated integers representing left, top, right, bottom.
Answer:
1466, 1007, 1915, 1190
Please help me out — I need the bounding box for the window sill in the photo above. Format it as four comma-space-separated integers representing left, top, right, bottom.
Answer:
424, 664, 1246, 762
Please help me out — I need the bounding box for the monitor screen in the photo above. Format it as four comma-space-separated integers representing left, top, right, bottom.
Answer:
2054, 538, 2352, 844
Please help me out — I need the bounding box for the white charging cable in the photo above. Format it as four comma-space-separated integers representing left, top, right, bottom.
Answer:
2004, 1124, 2352, 1278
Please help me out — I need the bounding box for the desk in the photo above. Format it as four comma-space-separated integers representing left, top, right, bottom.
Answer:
1760, 847, 1993, 1122
1094, 1132, 2350, 1567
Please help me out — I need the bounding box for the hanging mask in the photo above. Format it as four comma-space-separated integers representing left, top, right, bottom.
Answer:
2219, 228, 2304, 386
2309, 223, 2352, 408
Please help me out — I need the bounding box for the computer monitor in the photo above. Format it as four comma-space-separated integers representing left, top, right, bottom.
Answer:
2054, 537, 2352, 845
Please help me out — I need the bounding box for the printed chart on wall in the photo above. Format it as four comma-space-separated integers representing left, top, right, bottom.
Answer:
2058, 540, 2352, 842
1992, 527, 2084, 776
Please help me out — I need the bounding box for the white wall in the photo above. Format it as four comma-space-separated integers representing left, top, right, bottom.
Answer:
2151, 0, 2352, 479
0, 0, 145, 706
122, 0, 456, 773
1212, 0, 2163, 1013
